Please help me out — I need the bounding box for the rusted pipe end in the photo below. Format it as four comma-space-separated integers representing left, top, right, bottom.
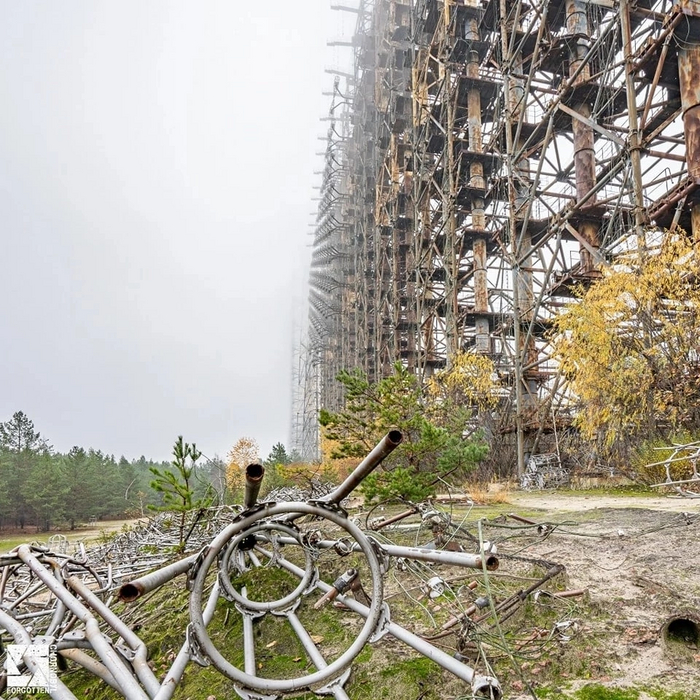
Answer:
484, 555, 499, 571
118, 582, 145, 603
661, 612, 700, 655
387, 430, 403, 446
244, 464, 265, 509
323, 430, 404, 505
246, 463, 264, 482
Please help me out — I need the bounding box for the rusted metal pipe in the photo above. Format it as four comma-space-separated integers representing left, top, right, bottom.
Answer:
476, 565, 565, 627
244, 463, 265, 509
322, 430, 403, 505
437, 581, 481, 632
661, 611, 700, 653
314, 568, 358, 609
437, 598, 489, 635
535, 588, 587, 600
118, 554, 198, 602
507, 513, 537, 525
508, 512, 551, 535
678, 44, 700, 183
369, 506, 417, 530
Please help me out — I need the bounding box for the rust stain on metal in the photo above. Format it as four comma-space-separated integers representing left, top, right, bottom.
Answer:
679, 47, 700, 183
473, 238, 488, 313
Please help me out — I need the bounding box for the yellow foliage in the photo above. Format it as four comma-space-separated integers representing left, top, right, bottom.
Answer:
465, 483, 511, 505
426, 350, 499, 410
226, 437, 259, 494
319, 427, 342, 464
552, 232, 700, 445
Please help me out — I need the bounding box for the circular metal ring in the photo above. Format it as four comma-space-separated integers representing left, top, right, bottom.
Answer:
189, 501, 384, 693
218, 522, 315, 613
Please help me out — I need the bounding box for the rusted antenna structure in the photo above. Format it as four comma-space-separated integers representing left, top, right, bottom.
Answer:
0, 432, 505, 699
293, 0, 700, 469
290, 319, 323, 462
308, 76, 355, 417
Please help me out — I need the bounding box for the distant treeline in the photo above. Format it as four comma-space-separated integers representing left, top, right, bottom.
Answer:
0, 411, 225, 531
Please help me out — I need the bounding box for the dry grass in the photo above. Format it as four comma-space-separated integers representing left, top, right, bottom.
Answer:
464, 482, 513, 505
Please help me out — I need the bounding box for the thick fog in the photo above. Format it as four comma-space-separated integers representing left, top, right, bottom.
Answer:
0, 1, 350, 461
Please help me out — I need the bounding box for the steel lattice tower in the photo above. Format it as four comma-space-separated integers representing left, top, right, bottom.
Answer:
292, 0, 700, 468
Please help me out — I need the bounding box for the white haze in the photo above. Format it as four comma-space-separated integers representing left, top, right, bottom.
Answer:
0, 1, 353, 461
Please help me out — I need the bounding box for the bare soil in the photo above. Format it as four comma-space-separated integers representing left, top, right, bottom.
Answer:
510, 491, 700, 514
504, 491, 700, 697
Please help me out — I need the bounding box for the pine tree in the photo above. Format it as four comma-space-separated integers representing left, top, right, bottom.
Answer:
0, 412, 50, 528
320, 362, 488, 503
149, 436, 213, 550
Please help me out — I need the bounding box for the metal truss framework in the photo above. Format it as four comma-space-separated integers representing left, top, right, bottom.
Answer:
293, 0, 700, 468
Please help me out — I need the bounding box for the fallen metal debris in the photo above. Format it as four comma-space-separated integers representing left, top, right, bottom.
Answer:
1, 431, 516, 700
521, 453, 570, 490
649, 440, 700, 497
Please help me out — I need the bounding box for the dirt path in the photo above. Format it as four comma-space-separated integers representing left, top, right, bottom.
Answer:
510, 491, 700, 513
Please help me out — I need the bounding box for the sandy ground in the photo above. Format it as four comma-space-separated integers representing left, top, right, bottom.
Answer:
510, 491, 700, 514
502, 492, 700, 697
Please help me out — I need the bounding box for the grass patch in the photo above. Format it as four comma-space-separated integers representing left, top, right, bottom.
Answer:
647, 691, 700, 700
553, 486, 656, 498
535, 685, 700, 700
0, 519, 139, 554
576, 687, 640, 700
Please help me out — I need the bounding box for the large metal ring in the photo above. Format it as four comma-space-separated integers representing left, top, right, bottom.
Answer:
189, 501, 384, 693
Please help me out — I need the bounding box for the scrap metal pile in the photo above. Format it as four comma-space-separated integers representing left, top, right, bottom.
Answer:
648, 440, 700, 498
520, 454, 569, 491
1, 432, 574, 699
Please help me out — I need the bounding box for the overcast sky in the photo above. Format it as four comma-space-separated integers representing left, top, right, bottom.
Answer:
0, 1, 353, 462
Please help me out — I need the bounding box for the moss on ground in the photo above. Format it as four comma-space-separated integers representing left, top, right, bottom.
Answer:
59, 564, 461, 700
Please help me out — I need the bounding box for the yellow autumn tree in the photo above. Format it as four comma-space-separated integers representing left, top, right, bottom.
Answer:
425, 350, 500, 427
226, 437, 259, 496
552, 232, 700, 449
319, 426, 358, 484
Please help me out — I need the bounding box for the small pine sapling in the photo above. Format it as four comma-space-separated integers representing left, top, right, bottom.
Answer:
149, 436, 213, 551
